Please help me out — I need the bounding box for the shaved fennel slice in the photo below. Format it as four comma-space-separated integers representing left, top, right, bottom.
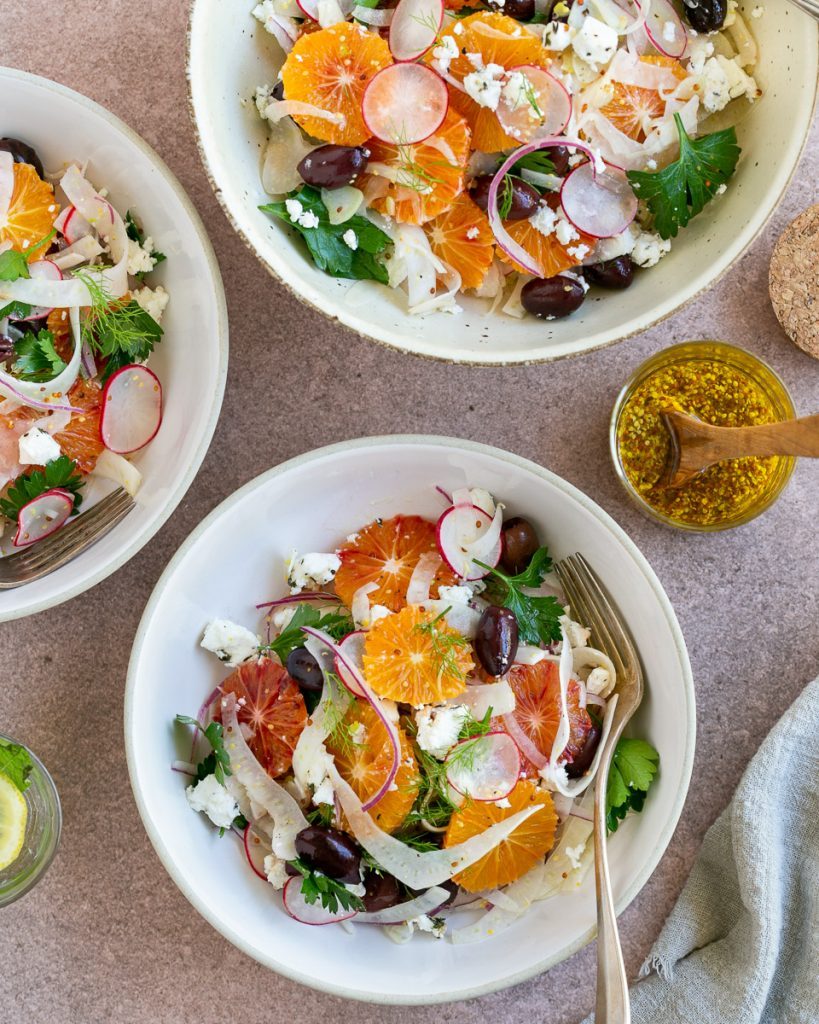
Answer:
356, 886, 449, 924
447, 680, 515, 720
262, 117, 314, 196
330, 766, 546, 888
291, 637, 345, 799
221, 694, 308, 859
550, 627, 573, 765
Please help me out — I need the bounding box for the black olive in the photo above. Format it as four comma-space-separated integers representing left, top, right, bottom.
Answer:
488, 0, 535, 20
549, 145, 571, 177
681, 0, 727, 33
500, 516, 540, 575
0, 337, 14, 362
583, 255, 634, 290
294, 825, 362, 884
0, 137, 45, 180
521, 275, 585, 318
565, 719, 601, 779
271, 80, 285, 102
297, 144, 369, 189
470, 174, 541, 221
474, 606, 519, 677
286, 647, 323, 693
362, 871, 401, 912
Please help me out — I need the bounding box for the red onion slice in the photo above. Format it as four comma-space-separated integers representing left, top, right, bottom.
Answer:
560, 160, 637, 239
256, 592, 337, 610
436, 503, 502, 581
445, 732, 521, 802
13, 488, 74, 547
495, 65, 572, 144
361, 63, 448, 145
334, 630, 368, 698
389, 0, 444, 61
502, 712, 548, 771
644, 0, 687, 58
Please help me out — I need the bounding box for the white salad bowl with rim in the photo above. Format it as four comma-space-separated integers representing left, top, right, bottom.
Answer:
0, 67, 228, 622
187, 1, 817, 365
125, 435, 695, 1004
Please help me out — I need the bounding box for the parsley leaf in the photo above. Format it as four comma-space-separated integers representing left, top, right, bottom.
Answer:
0, 455, 84, 521
175, 715, 233, 785
605, 738, 659, 833
263, 604, 354, 663
124, 210, 167, 279
0, 249, 31, 282
0, 298, 33, 320
290, 856, 365, 914
0, 739, 33, 793
508, 150, 556, 178
260, 185, 391, 284
478, 547, 563, 646
627, 114, 741, 240
12, 329, 67, 382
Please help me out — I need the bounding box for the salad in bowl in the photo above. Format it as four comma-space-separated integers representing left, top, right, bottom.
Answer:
176, 485, 659, 943
0, 136, 167, 550
251, 0, 760, 320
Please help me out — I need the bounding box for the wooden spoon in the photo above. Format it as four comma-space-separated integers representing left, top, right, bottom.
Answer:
661, 409, 819, 489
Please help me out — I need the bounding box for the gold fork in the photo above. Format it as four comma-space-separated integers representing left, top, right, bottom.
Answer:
554, 553, 645, 1024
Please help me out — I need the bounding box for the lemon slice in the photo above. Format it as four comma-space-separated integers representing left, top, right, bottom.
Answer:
0, 772, 28, 871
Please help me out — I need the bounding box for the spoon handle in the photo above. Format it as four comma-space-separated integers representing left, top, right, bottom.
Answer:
712, 414, 819, 459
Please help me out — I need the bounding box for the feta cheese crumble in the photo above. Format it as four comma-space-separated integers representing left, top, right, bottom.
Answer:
201, 619, 260, 667
286, 551, 341, 593
436, 584, 474, 606
463, 63, 505, 110
186, 774, 240, 829
263, 853, 290, 890
415, 704, 468, 759
126, 237, 157, 277
18, 427, 61, 467
342, 228, 358, 250
132, 284, 169, 324
631, 228, 671, 268
572, 17, 618, 70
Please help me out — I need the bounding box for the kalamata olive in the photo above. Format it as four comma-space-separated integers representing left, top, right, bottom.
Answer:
549, 145, 571, 177
470, 174, 541, 221
0, 137, 44, 180
271, 80, 285, 102
474, 606, 519, 677
500, 516, 540, 575
362, 871, 401, 912
521, 275, 585, 319
583, 255, 634, 290
286, 646, 323, 693
0, 337, 14, 362
565, 719, 601, 779
682, 0, 727, 33
294, 825, 362, 883
297, 144, 369, 189
488, 0, 535, 19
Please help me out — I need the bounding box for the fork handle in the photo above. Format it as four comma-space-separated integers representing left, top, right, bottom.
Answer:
594, 756, 630, 1024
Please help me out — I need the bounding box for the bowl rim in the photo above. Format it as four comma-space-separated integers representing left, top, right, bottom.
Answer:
0, 65, 229, 623
185, 1, 818, 366
124, 434, 696, 1004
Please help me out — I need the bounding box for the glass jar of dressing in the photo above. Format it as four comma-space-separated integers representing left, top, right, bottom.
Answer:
610, 341, 796, 532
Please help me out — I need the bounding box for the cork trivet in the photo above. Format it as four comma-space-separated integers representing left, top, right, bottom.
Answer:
769, 204, 819, 359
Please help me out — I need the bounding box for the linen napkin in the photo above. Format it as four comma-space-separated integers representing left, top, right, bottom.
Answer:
582, 677, 819, 1024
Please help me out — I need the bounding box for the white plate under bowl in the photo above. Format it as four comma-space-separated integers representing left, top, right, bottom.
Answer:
0, 67, 228, 621
187, 2, 816, 365
125, 436, 695, 1004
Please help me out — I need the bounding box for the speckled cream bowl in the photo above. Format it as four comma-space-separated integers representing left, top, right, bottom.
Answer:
188, 2, 816, 365
125, 436, 695, 1003
0, 68, 228, 622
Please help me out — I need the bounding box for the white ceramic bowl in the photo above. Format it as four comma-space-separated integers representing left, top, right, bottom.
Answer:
126, 436, 695, 1003
188, 3, 816, 365
0, 68, 228, 622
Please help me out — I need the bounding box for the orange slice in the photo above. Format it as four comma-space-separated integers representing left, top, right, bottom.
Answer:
430, 13, 552, 153
326, 701, 419, 833
214, 658, 307, 778
497, 196, 596, 277
334, 514, 456, 613
506, 660, 593, 773
280, 23, 392, 146
360, 108, 471, 225
444, 779, 557, 891
53, 379, 104, 473
601, 56, 687, 141
0, 163, 57, 260
424, 193, 495, 290
362, 604, 474, 706
46, 308, 73, 362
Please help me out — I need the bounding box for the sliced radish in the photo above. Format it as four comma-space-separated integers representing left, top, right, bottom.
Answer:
335, 630, 367, 698
436, 503, 502, 581
362, 63, 448, 145
496, 66, 571, 144
296, 0, 319, 20
243, 821, 272, 881
445, 732, 521, 801
389, 0, 444, 61
282, 875, 358, 925
54, 205, 92, 245
21, 259, 63, 320
13, 488, 74, 547
353, 4, 394, 27
99, 364, 162, 455
644, 0, 687, 58
560, 160, 637, 239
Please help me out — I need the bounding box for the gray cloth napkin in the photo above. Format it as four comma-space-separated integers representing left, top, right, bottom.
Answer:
583, 677, 819, 1024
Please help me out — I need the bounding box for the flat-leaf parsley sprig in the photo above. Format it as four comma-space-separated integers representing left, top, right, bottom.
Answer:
0, 456, 84, 522
289, 856, 365, 914
0, 738, 33, 793
477, 547, 563, 646
605, 738, 660, 833
174, 715, 232, 785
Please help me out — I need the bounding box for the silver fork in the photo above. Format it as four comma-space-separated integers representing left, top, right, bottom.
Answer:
787, 0, 819, 20
0, 487, 135, 588
554, 554, 645, 1024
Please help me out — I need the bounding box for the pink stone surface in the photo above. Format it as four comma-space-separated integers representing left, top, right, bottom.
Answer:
1, 3, 817, 1021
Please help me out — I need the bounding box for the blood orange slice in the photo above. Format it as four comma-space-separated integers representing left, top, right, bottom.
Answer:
497, 196, 596, 277
0, 163, 57, 259
334, 514, 456, 612
214, 658, 307, 778
424, 193, 495, 290
444, 778, 557, 891
53, 379, 104, 474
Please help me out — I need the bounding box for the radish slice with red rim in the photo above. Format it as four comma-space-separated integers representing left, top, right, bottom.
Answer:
495, 65, 572, 144
362, 63, 448, 145
100, 364, 163, 454
644, 0, 687, 58
296, 0, 319, 20
282, 875, 359, 924
335, 630, 368, 698
54, 205, 92, 245
22, 259, 63, 320
436, 503, 502, 581
560, 160, 637, 239
389, 0, 444, 61
13, 488, 74, 547
243, 821, 272, 881
445, 732, 521, 801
